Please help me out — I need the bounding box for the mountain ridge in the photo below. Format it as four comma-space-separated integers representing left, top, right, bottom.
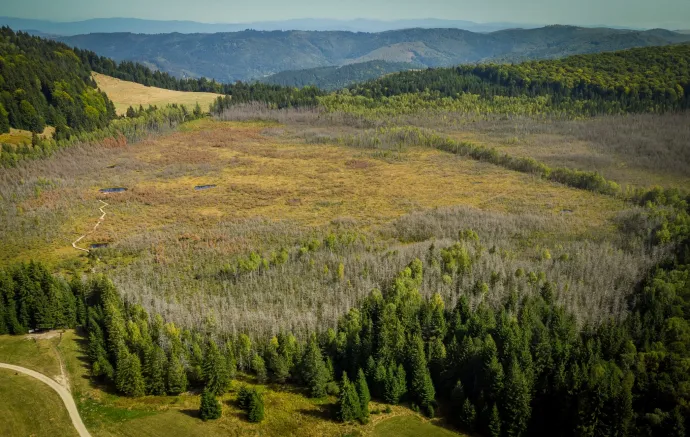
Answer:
57, 25, 690, 82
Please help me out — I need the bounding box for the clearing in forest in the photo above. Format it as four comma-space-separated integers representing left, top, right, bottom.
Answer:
93, 73, 221, 115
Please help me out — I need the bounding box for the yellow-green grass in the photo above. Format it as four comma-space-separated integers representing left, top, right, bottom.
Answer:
93, 73, 222, 115
0, 334, 62, 377
0, 126, 55, 145
0, 369, 78, 437
372, 415, 463, 437
56, 330, 463, 437
1, 118, 625, 266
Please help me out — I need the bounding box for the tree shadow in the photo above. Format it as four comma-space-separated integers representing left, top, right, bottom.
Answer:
297, 404, 335, 422
180, 409, 200, 419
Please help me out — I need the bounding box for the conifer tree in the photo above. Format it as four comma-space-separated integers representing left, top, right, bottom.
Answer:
225, 341, 237, 381
203, 339, 229, 395
115, 349, 145, 397
199, 388, 222, 421
167, 353, 188, 395
461, 398, 477, 432
301, 335, 329, 397
384, 363, 407, 404
144, 345, 168, 395
503, 360, 532, 437
247, 390, 265, 423
408, 335, 435, 412
337, 372, 362, 422
356, 368, 370, 420
488, 403, 501, 437
251, 353, 267, 382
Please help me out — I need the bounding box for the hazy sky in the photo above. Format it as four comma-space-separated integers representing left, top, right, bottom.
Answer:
3, 0, 689, 28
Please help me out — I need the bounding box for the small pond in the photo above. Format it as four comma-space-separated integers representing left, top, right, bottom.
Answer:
99, 187, 127, 193
194, 185, 217, 191
90, 243, 109, 249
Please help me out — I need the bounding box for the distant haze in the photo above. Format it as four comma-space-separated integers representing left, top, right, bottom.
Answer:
3, 0, 690, 30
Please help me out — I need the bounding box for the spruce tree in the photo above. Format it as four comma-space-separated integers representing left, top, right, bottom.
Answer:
301, 335, 329, 398
203, 339, 229, 395
489, 404, 501, 437
115, 349, 145, 397
408, 335, 436, 412
503, 360, 531, 437
247, 390, 265, 423
167, 353, 188, 395
384, 363, 406, 404
199, 388, 222, 421
337, 372, 362, 422
145, 345, 168, 395
355, 368, 371, 420
251, 353, 267, 382
461, 398, 477, 432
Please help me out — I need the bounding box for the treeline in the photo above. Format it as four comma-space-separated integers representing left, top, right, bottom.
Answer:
0, 27, 116, 135
348, 44, 690, 114
0, 261, 85, 333
0, 104, 202, 167
75, 47, 325, 109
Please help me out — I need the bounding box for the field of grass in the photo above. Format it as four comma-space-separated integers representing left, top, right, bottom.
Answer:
93, 73, 221, 115
0, 369, 78, 437
372, 415, 461, 437
0, 334, 62, 377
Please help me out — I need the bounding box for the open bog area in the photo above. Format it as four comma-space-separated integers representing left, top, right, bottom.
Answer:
0, 114, 660, 335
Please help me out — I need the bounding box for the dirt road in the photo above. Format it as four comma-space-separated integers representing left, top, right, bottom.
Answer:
0, 363, 91, 437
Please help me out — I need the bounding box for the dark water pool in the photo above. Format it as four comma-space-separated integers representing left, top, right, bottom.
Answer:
99, 187, 127, 193
90, 243, 109, 249
194, 185, 217, 191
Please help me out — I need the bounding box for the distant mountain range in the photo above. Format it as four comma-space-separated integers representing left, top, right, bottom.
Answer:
0, 16, 547, 35
56, 25, 690, 83
260, 60, 422, 90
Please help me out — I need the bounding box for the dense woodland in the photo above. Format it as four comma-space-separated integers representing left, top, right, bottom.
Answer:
0, 27, 116, 135
348, 44, 690, 114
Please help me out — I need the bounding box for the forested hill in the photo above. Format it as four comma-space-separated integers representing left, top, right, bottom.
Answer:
259, 60, 420, 91
346, 44, 690, 113
58, 26, 690, 82
0, 27, 116, 136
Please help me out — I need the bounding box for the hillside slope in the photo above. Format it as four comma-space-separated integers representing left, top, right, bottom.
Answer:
59, 26, 690, 82
92, 73, 221, 115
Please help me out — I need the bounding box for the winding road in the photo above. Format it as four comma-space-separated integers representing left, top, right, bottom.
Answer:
0, 363, 91, 437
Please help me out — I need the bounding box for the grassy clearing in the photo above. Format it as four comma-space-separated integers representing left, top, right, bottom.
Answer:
0, 126, 56, 145
93, 73, 221, 115
0, 369, 78, 437
0, 334, 62, 377
56, 330, 463, 437
371, 415, 462, 437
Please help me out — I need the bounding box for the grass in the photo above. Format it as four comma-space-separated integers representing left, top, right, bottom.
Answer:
93, 73, 221, 115
0, 333, 62, 377
0, 369, 78, 437
372, 415, 463, 437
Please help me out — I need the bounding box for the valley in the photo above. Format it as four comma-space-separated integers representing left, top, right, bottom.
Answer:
1, 18, 690, 437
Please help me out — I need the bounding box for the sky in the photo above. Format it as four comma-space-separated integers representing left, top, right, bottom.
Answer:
2, 0, 689, 29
